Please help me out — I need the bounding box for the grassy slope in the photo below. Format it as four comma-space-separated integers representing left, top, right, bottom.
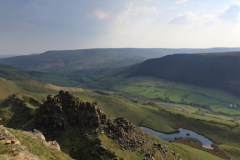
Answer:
1, 54, 240, 116
86, 94, 240, 160
0, 64, 81, 87
99, 133, 223, 160
71, 72, 240, 116
174, 143, 223, 160
5, 127, 73, 160
0, 77, 238, 159
0, 64, 32, 79
114, 77, 240, 115
32, 90, 224, 160
0, 77, 21, 99
68, 70, 240, 160
218, 144, 240, 160
0, 81, 222, 160
0, 93, 41, 128
13, 79, 84, 92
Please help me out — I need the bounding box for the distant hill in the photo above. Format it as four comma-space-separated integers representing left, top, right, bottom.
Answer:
0, 64, 34, 79
0, 49, 153, 74
1, 48, 240, 74
0, 64, 78, 87
129, 52, 240, 96
0, 55, 19, 59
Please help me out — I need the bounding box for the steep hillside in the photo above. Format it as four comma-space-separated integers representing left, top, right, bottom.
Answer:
13, 79, 84, 93
130, 52, 240, 96
0, 93, 42, 129
0, 125, 73, 160
0, 77, 21, 100
0, 93, 73, 160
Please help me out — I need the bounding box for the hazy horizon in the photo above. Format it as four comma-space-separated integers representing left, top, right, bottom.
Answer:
1, 47, 240, 57
1, 0, 240, 55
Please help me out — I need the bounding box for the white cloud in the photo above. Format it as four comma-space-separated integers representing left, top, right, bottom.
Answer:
95, 10, 108, 20
169, 11, 198, 25
201, 15, 216, 24
218, 2, 240, 21
169, 3, 240, 26
134, 6, 158, 14
116, 2, 158, 23
175, 0, 189, 5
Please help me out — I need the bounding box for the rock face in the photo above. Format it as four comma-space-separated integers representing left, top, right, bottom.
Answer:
36, 90, 108, 135
104, 117, 147, 151
24, 129, 61, 151
35, 91, 117, 160
0, 126, 40, 160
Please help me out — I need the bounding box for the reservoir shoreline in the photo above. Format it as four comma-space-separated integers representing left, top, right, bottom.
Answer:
140, 125, 230, 159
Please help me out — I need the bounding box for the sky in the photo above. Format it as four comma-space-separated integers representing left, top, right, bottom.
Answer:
1, 0, 240, 55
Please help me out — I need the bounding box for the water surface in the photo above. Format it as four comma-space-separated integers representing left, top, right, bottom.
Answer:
140, 127, 213, 148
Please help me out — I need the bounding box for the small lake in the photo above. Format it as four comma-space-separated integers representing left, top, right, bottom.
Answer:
140, 127, 213, 149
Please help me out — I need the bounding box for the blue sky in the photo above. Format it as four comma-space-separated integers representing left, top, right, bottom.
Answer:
1, 0, 240, 55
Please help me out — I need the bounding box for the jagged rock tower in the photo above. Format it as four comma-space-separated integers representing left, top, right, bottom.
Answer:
36, 90, 108, 135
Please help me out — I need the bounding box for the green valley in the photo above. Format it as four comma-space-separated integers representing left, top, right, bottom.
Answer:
0, 77, 238, 159
2, 0, 240, 159
1, 50, 240, 159
71, 73, 240, 117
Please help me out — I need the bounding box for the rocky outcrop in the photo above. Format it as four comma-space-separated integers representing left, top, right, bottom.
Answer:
36, 90, 108, 135
104, 117, 148, 151
35, 91, 117, 160
23, 129, 61, 151
0, 125, 40, 160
